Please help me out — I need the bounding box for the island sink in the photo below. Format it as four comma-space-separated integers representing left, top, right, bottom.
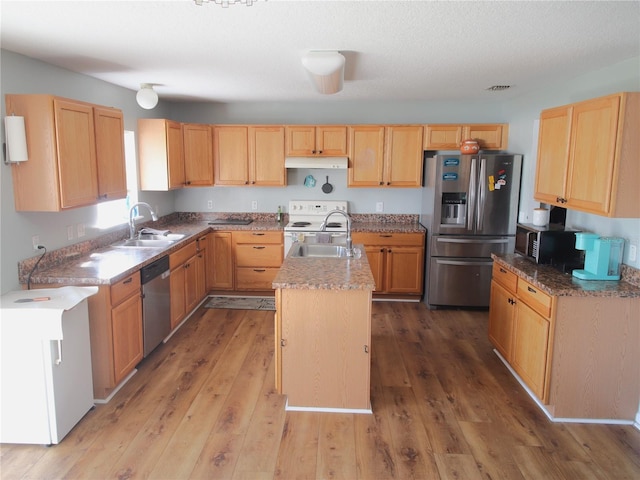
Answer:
289, 243, 349, 258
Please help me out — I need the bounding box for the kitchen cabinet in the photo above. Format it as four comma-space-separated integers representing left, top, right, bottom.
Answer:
534, 92, 640, 217
352, 232, 425, 296
348, 125, 424, 187
285, 125, 348, 156
207, 231, 234, 290
232, 231, 283, 290
214, 126, 286, 186
5, 94, 127, 211
275, 287, 372, 411
424, 123, 509, 150
489, 259, 640, 420
182, 123, 214, 186
169, 239, 205, 330
138, 118, 185, 191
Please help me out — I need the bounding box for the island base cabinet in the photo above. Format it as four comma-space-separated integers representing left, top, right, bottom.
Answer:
277, 288, 372, 411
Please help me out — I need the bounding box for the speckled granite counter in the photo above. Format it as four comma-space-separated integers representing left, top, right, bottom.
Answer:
493, 253, 640, 298
273, 245, 376, 291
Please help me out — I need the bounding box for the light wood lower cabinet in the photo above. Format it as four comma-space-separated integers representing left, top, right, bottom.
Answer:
488, 261, 640, 420
87, 272, 143, 400
275, 288, 371, 410
169, 238, 207, 330
207, 231, 234, 290
352, 232, 425, 296
232, 231, 283, 291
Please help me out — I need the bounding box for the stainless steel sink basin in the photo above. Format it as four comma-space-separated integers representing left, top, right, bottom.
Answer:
111, 233, 186, 249
290, 244, 349, 258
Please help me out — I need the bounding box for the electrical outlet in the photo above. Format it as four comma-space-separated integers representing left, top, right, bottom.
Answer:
32, 235, 40, 250
376, 202, 384, 213
207, 200, 213, 209
77, 223, 85, 238
251, 200, 258, 211
67, 225, 74, 240
629, 243, 637, 262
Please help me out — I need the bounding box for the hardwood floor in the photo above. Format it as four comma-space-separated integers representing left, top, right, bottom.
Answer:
2, 301, 639, 479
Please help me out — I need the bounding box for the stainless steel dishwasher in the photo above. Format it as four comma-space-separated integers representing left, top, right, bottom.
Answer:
140, 256, 171, 357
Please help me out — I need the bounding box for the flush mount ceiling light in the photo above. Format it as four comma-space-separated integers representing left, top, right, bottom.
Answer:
136, 84, 158, 109
301, 51, 345, 95
194, 0, 261, 7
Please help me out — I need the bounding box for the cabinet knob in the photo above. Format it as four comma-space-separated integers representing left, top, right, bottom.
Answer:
387, 182, 391, 186
312, 150, 317, 154
185, 181, 191, 185
280, 339, 287, 347
379, 181, 384, 185
318, 150, 323, 154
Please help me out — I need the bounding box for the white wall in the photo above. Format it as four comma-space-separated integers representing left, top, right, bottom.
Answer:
1, 49, 639, 294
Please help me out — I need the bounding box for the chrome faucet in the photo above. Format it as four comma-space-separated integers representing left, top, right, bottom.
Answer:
129, 202, 158, 239
320, 209, 353, 256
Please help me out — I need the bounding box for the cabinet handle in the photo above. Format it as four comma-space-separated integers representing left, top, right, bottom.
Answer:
527, 286, 536, 293
123, 277, 133, 284
252, 233, 265, 236
380, 234, 393, 238
379, 248, 385, 252
364, 345, 369, 354
280, 339, 287, 347
253, 246, 266, 249
312, 150, 317, 154
499, 267, 507, 273
185, 180, 191, 185
318, 150, 323, 154
379, 181, 384, 185
387, 182, 391, 185
245, 181, 249, 185
253, 269, 266, 272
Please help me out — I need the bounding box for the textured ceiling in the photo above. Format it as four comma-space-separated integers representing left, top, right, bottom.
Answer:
2, 0, 639, 103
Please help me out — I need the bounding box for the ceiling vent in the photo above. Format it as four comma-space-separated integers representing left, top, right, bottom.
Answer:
486, 85, 512, 91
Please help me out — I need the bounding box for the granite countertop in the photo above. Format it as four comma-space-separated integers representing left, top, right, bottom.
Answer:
20, 213, 420, 287
272, 245, 376, 291
493, 254, 640, 298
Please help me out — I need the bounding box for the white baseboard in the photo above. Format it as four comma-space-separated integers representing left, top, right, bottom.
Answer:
285, 399, 372, 415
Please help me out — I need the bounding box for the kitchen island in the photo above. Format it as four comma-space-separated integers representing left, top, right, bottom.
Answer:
272, 246, 376, 413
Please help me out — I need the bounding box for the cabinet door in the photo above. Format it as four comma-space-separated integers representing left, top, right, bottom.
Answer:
93, 106, 127, 201
170, 264, 187, 329
250, 126, 285, 186
208, 232, 234, 290
54, 99, 99, 208
166, 121, 186, 189
363, 246, 384, 292
384, 126, 424, 187
111, 293, 143, 384
385, 246, 424, 293
348, 126, 385, 186
424, 124, 463, 150
464, 124, 507, 150
565, 95, 620, 215
316, 126, 348, 155
194, 248, 207, 303
184, 256, 200, 314
512, 301, 550, 401
214, 126, 249, 185
285, 126, 316, 155
534, 105, 572, 205
183, 123, 213, 186
488, 280, 515, 361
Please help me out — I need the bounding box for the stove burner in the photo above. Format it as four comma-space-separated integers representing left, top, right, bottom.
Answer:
326, 222, 342, 228
291, 221, 311, 227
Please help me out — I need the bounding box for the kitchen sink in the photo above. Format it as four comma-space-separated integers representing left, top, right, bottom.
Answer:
111, 233, 187, 249
290, 244, 350, 258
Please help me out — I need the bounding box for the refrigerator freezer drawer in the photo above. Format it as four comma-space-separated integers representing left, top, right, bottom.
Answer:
431, 235, 514, 257
428, 257, 494, 307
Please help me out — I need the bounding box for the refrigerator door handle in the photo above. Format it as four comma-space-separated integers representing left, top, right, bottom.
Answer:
54, 339, 63, 365
477, 158, 487, 230
436, 237, 509, 244
435, 259, 495, 267
467, 157, 477, 230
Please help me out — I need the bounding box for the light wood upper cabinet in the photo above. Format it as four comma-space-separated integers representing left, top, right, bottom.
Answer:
182, 123, 213, 186
348, 125, 423, 187
534, 92, 640, 217
285, 125, 348, 156
138, 119, 185, 191
5, 94, 126, 211
215, 125, 285, 186
424, 123, 508, 151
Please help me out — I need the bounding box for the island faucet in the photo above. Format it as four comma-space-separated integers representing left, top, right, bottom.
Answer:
129, 202, 158, 239
320, 209, 353, 256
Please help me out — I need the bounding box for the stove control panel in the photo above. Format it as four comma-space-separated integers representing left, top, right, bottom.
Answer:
288, 200, 348, 215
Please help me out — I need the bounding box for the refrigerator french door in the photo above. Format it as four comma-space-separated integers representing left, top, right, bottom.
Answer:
426, 153, 522, 308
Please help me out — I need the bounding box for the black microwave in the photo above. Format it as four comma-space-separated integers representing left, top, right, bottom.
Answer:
515, 223, 581, 264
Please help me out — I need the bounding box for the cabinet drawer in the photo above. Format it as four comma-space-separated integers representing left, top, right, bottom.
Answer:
352, 232, 424, 246
236, 267, 279, 290
235, 244, 283, 267
492, 262, 518, 292
517, 279, 552, 318
170, 241, 197, 269
111, 272, 140, 306
233, 231, 282, 244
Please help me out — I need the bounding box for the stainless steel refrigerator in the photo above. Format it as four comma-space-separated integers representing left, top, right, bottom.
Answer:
421, 153, 522, 308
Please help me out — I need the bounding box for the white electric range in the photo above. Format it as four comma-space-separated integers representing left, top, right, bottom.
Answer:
283, 200, 349, 254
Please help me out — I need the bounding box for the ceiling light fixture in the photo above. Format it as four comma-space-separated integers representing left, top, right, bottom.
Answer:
194, 0, 261, 7
301, 51, 345, 95
136, 84, 158, 109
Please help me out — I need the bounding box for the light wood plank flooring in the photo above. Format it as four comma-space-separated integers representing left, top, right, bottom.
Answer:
2, 301, 639, 479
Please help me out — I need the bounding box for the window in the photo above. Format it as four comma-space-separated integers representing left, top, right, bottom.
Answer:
95, 130, 138, 229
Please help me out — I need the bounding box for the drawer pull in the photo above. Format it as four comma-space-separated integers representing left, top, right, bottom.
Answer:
123, 277, 133, 284
499, 267, 507, 273
380, 234, 393, 238
253, 269, 266, 272
252, 233, 265, 236
253, 246, 266, 249
527, 286, 536, 293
